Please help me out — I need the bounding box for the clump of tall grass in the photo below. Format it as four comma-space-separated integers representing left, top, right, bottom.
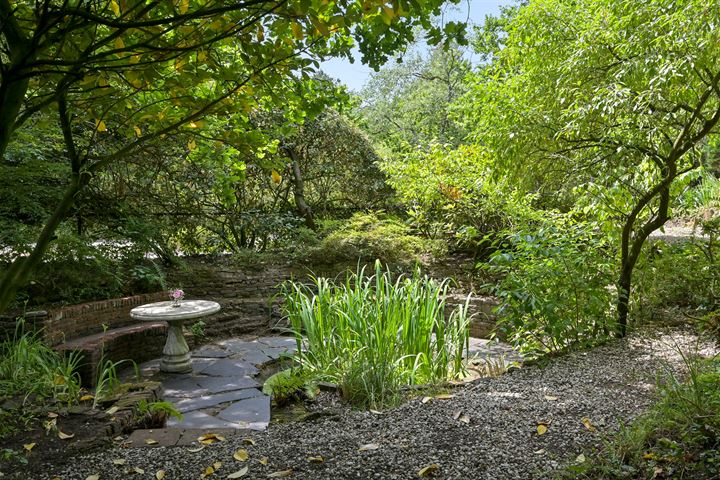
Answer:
281, 261, 470, 408
0, 322, 82, 403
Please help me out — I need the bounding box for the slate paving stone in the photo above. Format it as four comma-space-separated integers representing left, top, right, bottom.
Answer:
217, 396, 271, 428
126, 428, 182, 447
166, 388, 264, 413
195, 375, 261, 394
191, 357, 218, 374
218, 339, 267, 354
167, 410, 240, 429
160, 376, 208, 398
236, 349, 273, 365
257, 336, 297, 348
260, 346, 294, 359
196, 358, 259, 377
191, 347, 231, 358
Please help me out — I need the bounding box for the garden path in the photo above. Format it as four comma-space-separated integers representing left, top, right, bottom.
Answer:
51, 328, 716, 479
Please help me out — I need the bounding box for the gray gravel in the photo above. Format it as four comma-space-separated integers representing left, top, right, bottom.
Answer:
44, 328, 717, 480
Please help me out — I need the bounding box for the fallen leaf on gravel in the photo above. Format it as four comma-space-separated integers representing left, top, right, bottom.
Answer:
581, 417, 596, 432
188, 445, 206, 453
536, 424, 548, 435
369, 409, 382, 414
199, 433, 226, 445
201, 465, 215, 477
86, 475, 99, 480
131, 467, 145, 474
435, 394, 454, 400
307, 456, 324, 463
534, 449, 545, 455
418, 463, 440, 477
23, 443, 36, 452
58, 430, 75, 440
358, 443, 380, 451
268, 469, 293, 477
105, 406, 119, 415
234, 449, 249, 461
227, 466, 249, 478
452, 410, 462, 420
259, 457, 269, 465
79, 394, 94, 402
214, 461, 223, 470
241, 438, 256, 445
576, 454, 586, 463
156, 470, 166, 480
145, 438, 158, 445
544, 395, 558, 401
112, 459, 126, 465
421, 396, 432, 404
459, 414, 470, 424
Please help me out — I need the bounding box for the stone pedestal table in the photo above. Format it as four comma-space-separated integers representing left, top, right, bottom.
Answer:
130, 300, 221, 373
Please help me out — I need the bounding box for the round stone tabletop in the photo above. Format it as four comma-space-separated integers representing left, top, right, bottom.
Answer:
130, 300, 221, 322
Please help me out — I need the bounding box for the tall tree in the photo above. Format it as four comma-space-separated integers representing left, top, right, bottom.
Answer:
0, 0, 465, 312
463, 0, 720, 334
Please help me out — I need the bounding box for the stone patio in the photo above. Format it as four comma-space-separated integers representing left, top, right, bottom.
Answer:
124, 335, 521, 447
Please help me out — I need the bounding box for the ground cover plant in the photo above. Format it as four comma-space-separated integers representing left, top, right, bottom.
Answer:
280, 261, 470, 408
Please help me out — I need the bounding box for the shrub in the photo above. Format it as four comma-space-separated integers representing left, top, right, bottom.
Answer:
281, 261, 470, 409
309, 212, 444, 265
262, 369, 316, 406
485, 215, 616, 357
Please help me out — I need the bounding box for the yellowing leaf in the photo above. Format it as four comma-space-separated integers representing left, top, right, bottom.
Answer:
96, 120, 107, 132
227, 466, 249, 478
257, 24, 265, 42
134, 125, 142, 137
581, 417, 596, 432
576, 454, 586, 463
58, 430, 75, 440
53, 374, 66, 385
214, 461, 222, 470
114, 37, 124, 49
179, 0, 189, 14
358, 443, 379, 451
291, 22, 303, 40
79, 394, 94, 401
145, 438, 158, 445
268, 470, 293, 478
198, 50, 208, 62
23, 442, 36, 452
112, 458, 126, 465
203, 466, 215, 476
98, 77, 109, 88
109, 0, 120, 16
418, 464, 440, 477
259, 457, 269, 465
643, 452, 657, 460
156, 470, 166, 480
307, 456, 324, 463
537, 424, 548, 435
233, 449, 249, 462
271, 170, 282, 184
241, 438, 255, 446
188, 139, 197, 151
129, 54, 141, 64
198, 433, 225, 445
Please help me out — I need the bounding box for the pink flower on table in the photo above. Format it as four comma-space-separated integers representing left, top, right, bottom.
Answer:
170, 289, 185, 300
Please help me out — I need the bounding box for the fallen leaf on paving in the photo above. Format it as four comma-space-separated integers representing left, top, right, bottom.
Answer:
358, 443, 380, 451
79, 394, 94, 402
234, 449, 249, 462
23, 443, 36, 452
421, 396, 432, 404
188, 445, 206, 453
418, 463, 440, 477
459, 414, 470, 424
112, 459, 126, 465
307, 456, 324, 463
105, 406, 119, 415
259, 457, 269, 465
227, 466, 249, 478
241, 438, 256, 445
268, 469, 293, 477
214, 461, 223, 470
145, 438, 158, 445
544, 395, 558, 401
576, 454, 586, 463
536, 424, 548, 435
156, 470, 166, 480
198, 433, 226, 444
86, 475, 100, 480
435, 394, 454, 400
581, 417, 596, 432
58, 430, 75, 440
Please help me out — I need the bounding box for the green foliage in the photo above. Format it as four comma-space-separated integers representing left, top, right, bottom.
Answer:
486, 215, 616, 357
0, 323, 82, 403
281, 261, 469, 408
262, 369, 316, 407
310, 212, 444, 265
566, 355, 720, 479
94, 358, 132, 407
190, 320, 207, 340
136, 399, 183, 423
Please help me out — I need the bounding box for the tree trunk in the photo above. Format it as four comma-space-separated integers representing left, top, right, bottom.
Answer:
285, 147, 315, 230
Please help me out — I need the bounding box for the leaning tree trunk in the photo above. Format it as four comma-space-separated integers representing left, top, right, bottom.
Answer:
285, 147, 315, 230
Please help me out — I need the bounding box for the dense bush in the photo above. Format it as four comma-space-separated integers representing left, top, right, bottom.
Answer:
485, 215, 616, 357
281, 261, 469, 408
309, 212, 444, 265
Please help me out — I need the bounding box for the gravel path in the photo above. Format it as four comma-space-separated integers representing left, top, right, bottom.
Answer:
46, 329, 717, 480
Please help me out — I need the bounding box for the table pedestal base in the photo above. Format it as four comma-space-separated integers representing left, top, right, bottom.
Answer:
160, 319, 192, 373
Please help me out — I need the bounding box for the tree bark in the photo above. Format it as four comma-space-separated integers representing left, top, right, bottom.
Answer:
285, 147, 315, 230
